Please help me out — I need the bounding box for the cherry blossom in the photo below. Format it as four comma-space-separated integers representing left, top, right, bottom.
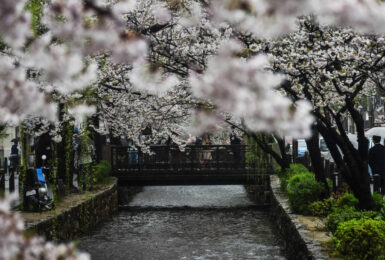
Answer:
0, 195, 89, 260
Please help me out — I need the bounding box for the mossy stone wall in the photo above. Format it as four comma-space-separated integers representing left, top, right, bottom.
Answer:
27, 180, 118, 241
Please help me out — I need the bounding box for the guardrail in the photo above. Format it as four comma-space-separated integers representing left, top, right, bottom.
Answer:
111, 145, 249, 174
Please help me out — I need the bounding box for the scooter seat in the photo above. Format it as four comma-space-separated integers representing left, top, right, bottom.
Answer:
36, 168, 46, 184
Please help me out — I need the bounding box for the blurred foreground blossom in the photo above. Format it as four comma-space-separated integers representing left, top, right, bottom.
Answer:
0, 195, 90, 260
189, 40, 313, 138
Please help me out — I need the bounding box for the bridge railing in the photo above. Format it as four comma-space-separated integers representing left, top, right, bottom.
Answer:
111, 145, 250, 174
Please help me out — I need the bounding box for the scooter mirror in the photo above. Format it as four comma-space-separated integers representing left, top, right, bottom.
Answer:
42, 155, 47, 160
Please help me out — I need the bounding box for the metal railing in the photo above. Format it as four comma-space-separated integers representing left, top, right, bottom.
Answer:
111, 145, 250, 174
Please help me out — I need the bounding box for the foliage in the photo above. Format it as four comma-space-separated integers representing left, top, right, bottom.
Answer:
335, 193, 359, 209
64, 120, 73, 194
245, 136, 270, 168
326, 206, 379, 234
309, 198, 334, 217
286, 172, 326, 214
276, 163, 309, 192
80, 128, 93, 191
332, 218, 385, 260
372, 193, 385, 212
25, 0, 45, 35
0, 128, 8, 140
92, 160, 111, 184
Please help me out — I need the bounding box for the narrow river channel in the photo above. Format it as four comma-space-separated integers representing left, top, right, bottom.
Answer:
80, 186, 286, 260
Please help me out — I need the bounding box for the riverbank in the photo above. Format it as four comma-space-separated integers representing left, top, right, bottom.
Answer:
21, 178, 118, 241
269, 175, 338, 260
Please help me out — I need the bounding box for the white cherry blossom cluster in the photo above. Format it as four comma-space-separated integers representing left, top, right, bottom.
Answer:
0, 0, 148, 124
189, 40, 314, 138
96, 58, 196, 147
210, 0, 385, 38
270, 17, 385, 117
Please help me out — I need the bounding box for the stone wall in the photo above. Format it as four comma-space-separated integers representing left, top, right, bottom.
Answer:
26, 179, 118, 241
269, 175, 329, 260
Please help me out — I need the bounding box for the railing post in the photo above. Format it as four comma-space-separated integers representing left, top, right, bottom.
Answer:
332, 172, 339, 192
0, 159, 5, 192
373, 174, 381, 194
370, 176, 374, 194
138, 147, 142, 173
216, 146, 219, 170
325, 159, 330, 178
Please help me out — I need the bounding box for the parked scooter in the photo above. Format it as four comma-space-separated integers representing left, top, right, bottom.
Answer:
24, 156, 54, 211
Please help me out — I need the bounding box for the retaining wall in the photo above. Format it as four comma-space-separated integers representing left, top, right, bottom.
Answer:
269, 175, 329, 260
25, 178, 118, 241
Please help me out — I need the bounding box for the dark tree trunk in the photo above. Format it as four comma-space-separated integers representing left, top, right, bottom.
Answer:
224, 120, 290, 170
316, 112, 374, 210
251, 133, 290, 170
276, 135, 291, 169
305, 126, 329, 197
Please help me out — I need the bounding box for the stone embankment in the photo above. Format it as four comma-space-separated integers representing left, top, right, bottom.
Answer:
22, 178, 118, 241
269, 175, 336, 260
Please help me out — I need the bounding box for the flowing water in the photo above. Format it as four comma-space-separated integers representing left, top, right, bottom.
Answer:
80, 186, 286, 260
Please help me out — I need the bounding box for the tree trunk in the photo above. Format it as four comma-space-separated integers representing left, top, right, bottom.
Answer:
316, 117, 374, 210
305, 127, 329, 197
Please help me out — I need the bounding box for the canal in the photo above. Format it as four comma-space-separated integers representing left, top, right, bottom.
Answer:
80, 186, 286, 259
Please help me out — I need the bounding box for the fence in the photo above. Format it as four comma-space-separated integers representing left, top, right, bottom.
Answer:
111, 144, 249, 174
294, 152, 382, 194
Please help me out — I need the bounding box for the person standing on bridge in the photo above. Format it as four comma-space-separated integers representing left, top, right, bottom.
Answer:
201, 134, 212, 168
230, 126, 241, 164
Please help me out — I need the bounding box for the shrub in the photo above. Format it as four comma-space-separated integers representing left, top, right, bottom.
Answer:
333, 218, 385, 260
373, 193, 385, 212
326, 206, 379, 234
92, 160, 111, 184
309, 198, 334, 217
335, 193, 359, 209
287, 163, 309, 174
286, 172, 326, 214
276, 163, 310, 192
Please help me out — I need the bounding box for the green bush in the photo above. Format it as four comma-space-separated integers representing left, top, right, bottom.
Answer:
92, 160, 111, 184
286, 172, 326, 214
309, 198, 334, 217
336, 193, 359, 209
326, 206, 379, 234
333, 218, 385, 260
373, 193, 385, 212
276, 163, 310, 192
287, 163, 309, 174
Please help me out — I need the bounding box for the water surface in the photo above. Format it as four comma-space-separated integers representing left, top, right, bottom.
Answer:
80, 186, 285, 260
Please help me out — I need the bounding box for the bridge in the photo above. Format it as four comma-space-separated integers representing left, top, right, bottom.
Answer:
111, 145, 272, 186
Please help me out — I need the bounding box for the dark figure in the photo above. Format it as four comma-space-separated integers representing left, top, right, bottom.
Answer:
368, 135, 385, 194
230, 127, 241, 163
71, 128, 81, 192
9, 140, 19, 170
35, 134, 51, 168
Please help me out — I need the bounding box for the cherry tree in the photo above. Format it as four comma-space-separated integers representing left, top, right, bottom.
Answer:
2, 0, 385, 256
268, 17, 385, 209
